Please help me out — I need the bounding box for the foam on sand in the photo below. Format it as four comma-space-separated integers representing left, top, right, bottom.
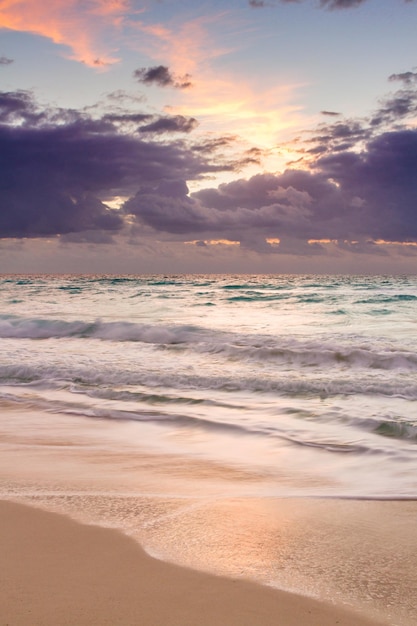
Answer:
0, 499, 387, 626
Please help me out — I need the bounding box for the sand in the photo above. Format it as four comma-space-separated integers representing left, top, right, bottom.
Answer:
0, 499, 389, 626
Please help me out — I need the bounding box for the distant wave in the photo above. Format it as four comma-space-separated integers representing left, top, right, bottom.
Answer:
356, 294, 417, 304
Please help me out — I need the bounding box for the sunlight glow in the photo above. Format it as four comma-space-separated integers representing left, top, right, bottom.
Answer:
375, 239, 417, 247
184, 239, 240, 246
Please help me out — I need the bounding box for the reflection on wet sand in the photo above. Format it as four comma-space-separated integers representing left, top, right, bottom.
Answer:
1, 406, 417, 626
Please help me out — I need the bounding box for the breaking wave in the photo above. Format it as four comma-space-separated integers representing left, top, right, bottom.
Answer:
1, 315, 416, 372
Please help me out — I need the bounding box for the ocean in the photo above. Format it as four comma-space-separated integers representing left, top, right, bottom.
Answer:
1, 274, 416, 624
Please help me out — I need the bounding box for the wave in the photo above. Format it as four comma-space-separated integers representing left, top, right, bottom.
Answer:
226, 294, 287, 302
88, 407, 417, 445
0, 315, 203, 344
374, 420, 417, 441
210, 343, 417, 370
356, 294, 417, 304
222, 283, 266, 290
80, 407, 379, 453
2, 384, 415, 449
85, 387, 244, 410
1, 361, 417, 400
1, 315, 417, 372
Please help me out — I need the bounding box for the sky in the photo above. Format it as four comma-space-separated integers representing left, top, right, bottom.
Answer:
1, 0, 417, 274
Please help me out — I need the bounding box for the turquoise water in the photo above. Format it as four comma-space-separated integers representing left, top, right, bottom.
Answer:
1, 274, 416, 498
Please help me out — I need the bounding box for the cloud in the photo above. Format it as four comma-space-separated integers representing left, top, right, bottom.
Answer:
191, 135, 238, 154
299, 67, 417, 158
389, 71, 417, 85
124, 170, 345, 242
318, 0, 366, 8
250, 0, 411, 9
303, 119, 369, 158
0, 90, 222, 238
139, 115, 198, 134
249, 0, 366, 8
124, 123, 417, 251
248, 0, 270, 7
104, 90, 147, 105
316, 129, 417, 241
124, 180, 206, 234
103, 112, 152, 125
0, 56, 13, 65
102, 108, 199, 135
370, 75, 417, 127
0, 90, 49, 126
134, 65, 192, 89
0, 0, 128, 66
2, 69, 417, 258
60, 230, 116, 244
371, 92, 417, 126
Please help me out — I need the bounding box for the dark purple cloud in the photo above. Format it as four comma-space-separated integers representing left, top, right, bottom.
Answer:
191, 135, 238, 153
134, 65, 192, 89
249, 0, 270, 6
320, 110, 341, 116
0, 91, 224, 238
124, 126, 417, 250
300, 69, 417, 159
250, 0, 412, 9
2, 63, 417, 257
124, 170, 350, 242
371, 89, 417, 127
139, 115, 198, 134
0, 90, 43, 125
317, 121, 367, 141
0, 56, 13, 65
319, 0, 366, 8
101, 110, 198, 134
389, 71, 417, 85
249, 0, 367, 8
102, 112, 152, 124
302, 119, 369, 159
124, 180, 206, 235
316, 129, 417, 241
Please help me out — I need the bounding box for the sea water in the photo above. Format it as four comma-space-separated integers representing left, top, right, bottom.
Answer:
1, 273, 416, 498
1, 274, 416, 623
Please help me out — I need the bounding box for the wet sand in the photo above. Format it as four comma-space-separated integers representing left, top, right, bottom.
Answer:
0, 499, 388, 626
1, 406, 417, 625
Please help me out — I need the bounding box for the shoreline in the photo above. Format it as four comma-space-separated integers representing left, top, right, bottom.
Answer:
0, 499, 388, 626
1, 406, 416, 625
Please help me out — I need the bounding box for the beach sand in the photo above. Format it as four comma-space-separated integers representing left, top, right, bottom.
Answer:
0, 499, 390, 626
1, 407, 417, 625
